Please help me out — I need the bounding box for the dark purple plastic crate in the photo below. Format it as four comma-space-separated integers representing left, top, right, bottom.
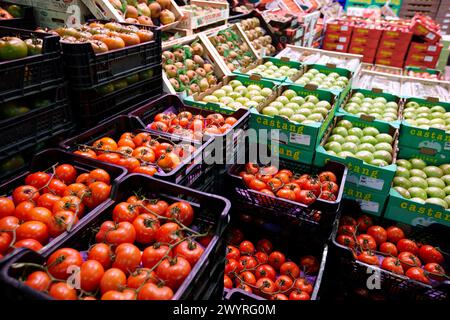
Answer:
0, 148, 126, 260
0, 27, 63, 103
61, 20, 161, 90
0, 174, 230, 300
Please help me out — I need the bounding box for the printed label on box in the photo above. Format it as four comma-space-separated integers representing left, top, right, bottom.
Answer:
290, 133, 311, 146
424, 56, 433, 62
358, 199, 379, 213
346, 173, 359, 185
429, 45, 437, 52
339, 37, 347, 42
341, 25, 348, 31
337, 44, 344, 50
359, 176, 384, 190
426, 32, 436, 40
444, 142, 450, 151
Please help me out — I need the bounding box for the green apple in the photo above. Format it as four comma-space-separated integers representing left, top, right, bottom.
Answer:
394, 186, 411, 199
425, 197, 448, 209
229, 80, 243, 88
360, 136, 378, 145
408, 187, 428, 200
298, 108, 312, 117
358, 143, 376, 153
410, 158, 426, 169
325, 141, 342, 153
276, 96, 290, 105
247, 84, 261, 92
314, 107, 329, 118
362, 127, 380, 137
356, 150, 374, 163
426, 186, 446, 199
262, 106, 279, 116
290, 114, 306, 123
396, 166, 410, 178
308, 113, 324, 122
409, 176, 428, 189
426, 177, 445, 189
279, 108, 294, 118
332, 127, 348, 137
336, 120, 353, 130
261, 87, 273, 97
291, 96, 305, 105
328, 134, 345, 144
373, 150, 392, 164
283, 89, 297, 99
410, 169, 427, 179
316, 101, 332, 110
301, 102, 316, 110
342, 142, 358, 154
394, 176, 412, 189
348, 127, 363, 138
423, 166, 443, 178
345, 135, 361, 144
406, 101, 419, 108
375, 133, 393, 144
375, 142, 393, 153
370, 159, 389, 167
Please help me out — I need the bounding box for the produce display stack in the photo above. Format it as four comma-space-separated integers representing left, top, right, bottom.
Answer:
435, 0, 450, 35
399, 0, 440, 19
0, 0, 35, 29
323, 20, 353, 52
375, 20, 413, 68
348, 22, 383, 64
32, 0, 93, 29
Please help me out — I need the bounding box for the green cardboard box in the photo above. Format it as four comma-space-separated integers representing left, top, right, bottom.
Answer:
399, 97, 450, 155
343, 183, 388, 216
314, 113, 399, 195
384, 146, 450, 227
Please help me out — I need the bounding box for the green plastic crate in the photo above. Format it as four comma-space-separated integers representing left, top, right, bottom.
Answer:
384, 146, 450, 227
250, 83, 337, 157
399, 97, 450, 155
183, 74, 280, 115
314, 113, 399, 195
343, 182, 388, 217
338, 88, 402, 128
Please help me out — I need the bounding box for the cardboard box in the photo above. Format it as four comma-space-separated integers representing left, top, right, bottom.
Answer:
322, 41, 349, 52
381, 30, 413, 43
352, 26, 383, 40
32, 0, 89, 14
408, 42, 443, 57
411, 17, 442, 44
34, 8, 87, 28
376, 48, 407, 60
324, 32, 351, 44
375, 57, 404, 68
343, 183, 388, 216
326, 22, 353, 36
405, 52, 439, 68
378, 39, 411, 51
350, 35, 380, 49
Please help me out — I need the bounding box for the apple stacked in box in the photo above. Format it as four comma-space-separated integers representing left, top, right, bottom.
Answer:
202, 80, 273, 111
324, 120, 395, 167
246, 61, 299, 80
240, 17, 277, 56
261, 89, 332, 124
108, 0, 175, 26
402, 101, 450, 132
163, 41, 218, 95
0, 4, 23, 19
393, 158, 450, 210
181, 4, 223, 17
295, 69, 349, 91
343, 92, 400, 122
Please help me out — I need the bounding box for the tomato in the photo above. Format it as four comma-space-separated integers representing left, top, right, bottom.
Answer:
93, 137, 118, 151
338, 225, 356, 237
297, 190, 316, 205
225, 258, 239, 277
255, 252, 268, 264
55, 164, 77, 184
142, 244, 172, 269
155, 222, 183, 244
293, 278, 313, 294
318, 171, 337, 183
97, 153, 120, 164
301, 177, 322, 197
299, 255, 319, 274
340, 216, 357, 227
42, 179, 67, 197
337, 235, 355, 248
156, 257, 191, 289
83, 182, 111, 208
46, 248, 83, 280
63, 183, 88, 198
26, 207, 52, 225
405, 267, 430, 284
24, 271, 51, 292
239, 240, 255, 255
0, 197, 15, 218
237, 283, 253, 293
398, 252, 421, 271
118, 138, 136, 149
381, 257, 404, 275
144, 200, 169, 216
396, 239, 419, 255
88, 169, 111, 185
357, 234, 377, 251
280, 261, 300, 279
37, 193, 61, 212
245, 163, 259, 175
48, 210, 78, 237
289, 290, 310, 300
320, 191, 336, 201
277, 169, 292, 178
48, 282, 77, 300
276, 188, 297, 201
321, 181, 339, 194
255, 264, 276, 281
248, 179, 267, 191
88, 243, 113, 269
175, 240, 204, 266
53, 196, 85, 217
80, 260, 105, 292
423, 263, 446, 281
133, 213, 160, 244
112, 202, 140, 223
25, 172, 51, 190
138, 283, 174, 300
268, 251, 286, 270
379, 242, 398, 257
165, 202, 194, 226
226, 245, 240, 260
267, 177, 283, 191
0, 216, 19, 231
357, 251, 379, 265
132, 165, 157, 176
74, 149, 97, 159
224, 275, 233, 289
386, 226, 405, 244
419, 245, 444, 265
112, 243, 141, 274
0, 232, 12, 254
255, 277, 276, 296
14, 238, 43, 252
238, 256, 258, 272
16, 221, 49, 244
227, 228, 244, 245
275, 274, 293, 292
96, 221, 136, 246
100, 268, 127, 294
127, 268, 157, 288
13, 201, 34, 221
367, 226, 387, 246
12, 185, 39, 204
236, 270, 257, 286
256, 239, 273, 254
356, 215, 373, 232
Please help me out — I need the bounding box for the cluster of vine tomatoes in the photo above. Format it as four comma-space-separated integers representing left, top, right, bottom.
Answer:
337, 215, 447, 284
74, 131, 196, 176
239, 163, 340, 205
0, 165, 112, 259
148, 111, 238, 140
224, 232, 320, 300
21, 196, 208, 300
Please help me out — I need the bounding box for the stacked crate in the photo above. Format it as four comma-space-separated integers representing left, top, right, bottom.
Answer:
348, 25, 383, 64
399, 0, 441, 19
32, 0, 93, 28
375, 28, 413, 68
323, 21, 353, 53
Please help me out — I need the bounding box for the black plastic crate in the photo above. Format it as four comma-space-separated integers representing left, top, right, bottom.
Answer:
71, 67, 163, 129
61, 21, 161, 90
0, 85, 74, 159
128, 94, 250, 163
0, 174, 230, 300
222, 210, 329, 300
0, 1, 35, 29
60, 115, 213, 186
227, 154, 348, 226
0, 148, 126, 261
0, 27, 63, 103
330, 200, 450, 301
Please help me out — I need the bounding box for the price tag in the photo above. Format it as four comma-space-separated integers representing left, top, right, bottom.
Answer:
359, 176, 384, 191
346, 172, 359, 185
444, 142, 450, 151
426, 32, 436, 40
339, 37, 347, 43
424, 56, 433, 62
337, 44, 344, 50
341, 25, 348, 31
290, 133, 311, 146
358, 200, 379, 213
429, 45, 437, 52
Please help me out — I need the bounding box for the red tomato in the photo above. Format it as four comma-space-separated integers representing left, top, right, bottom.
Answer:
156, 257, 192, 289
301, 178, 322, 197
299, 255, 320, 274
0, 216, 19, 231
336, 235, 355, 248
398, 252, 421, 271
16, 221, 49, 244
275, 274, 293, 292
386, 226, 405, 244
112, 202, 140, 223
248, 179, 267, 191
226, 245, 240, 260
47, 248, 83, 279
12, 185, 39, 205
112, 243, 141, 274
48, 282, 77, 300
320, 191, 337, 201
318, 171, 337, 183
238, 255, 258, 272
419, 245, 444, 265
142, 244, 172, 269
289, 289, 310, 300
357, 251, 379, 265
137, 283, 174, 300
133, 213, 160, 244
297, 190, 316, 205
255, 277, 276, 296
0, 232, 12, 254
100, 268, 127, 294
96, 221, 136, 246
55, 164, 77, 184
15, 238, 43, 252
239, 240, 255, 254
83, 182, 111, 209
37, 193, 61, 212
268, 251, 286, 270
48, 210, 78, 237
405, 267, 430, 284
155, 222, 183, 244
423, 263, 446, 281
381, 257, 404, 275
165, 201, 194, 226
80, 260, 105, 292
174, 240, 204, 266
24, 271, 51, 291
338, 225, 356, 236
245, 163, 259, 175
224, 275, 233, 289
280, 261, 300, 279
367, 226, 387, 246
255, 264, 276, 280
396, 239, 419, 255
271, 293, 289, 300
42, 179, 67, 197
127, 268, 157, 289
88, 243, 113, 269
236, 271, 257, 286
255, 252, 268, 264
379, 242, 398, 257
0, 197, 15, 218
356, 215, 373, 232
293, 278, 313, 294
256, 239, 273, 254
25, 172, 51, 190
357, 234, 377, 251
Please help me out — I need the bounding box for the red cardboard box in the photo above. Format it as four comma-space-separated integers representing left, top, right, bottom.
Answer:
376, 47, 408, 60
326, 22, 353, 36
352, 27, 383, 40
380, 30, 413, 43
378, 39, 411, 52
405, 52, 439, 68
411, 17, 442, 44
322, 41, 349, 52
375, 57, 404, 68
350, 35, 380, 49
408, 41, 443, 56
324, 32, 351, 44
